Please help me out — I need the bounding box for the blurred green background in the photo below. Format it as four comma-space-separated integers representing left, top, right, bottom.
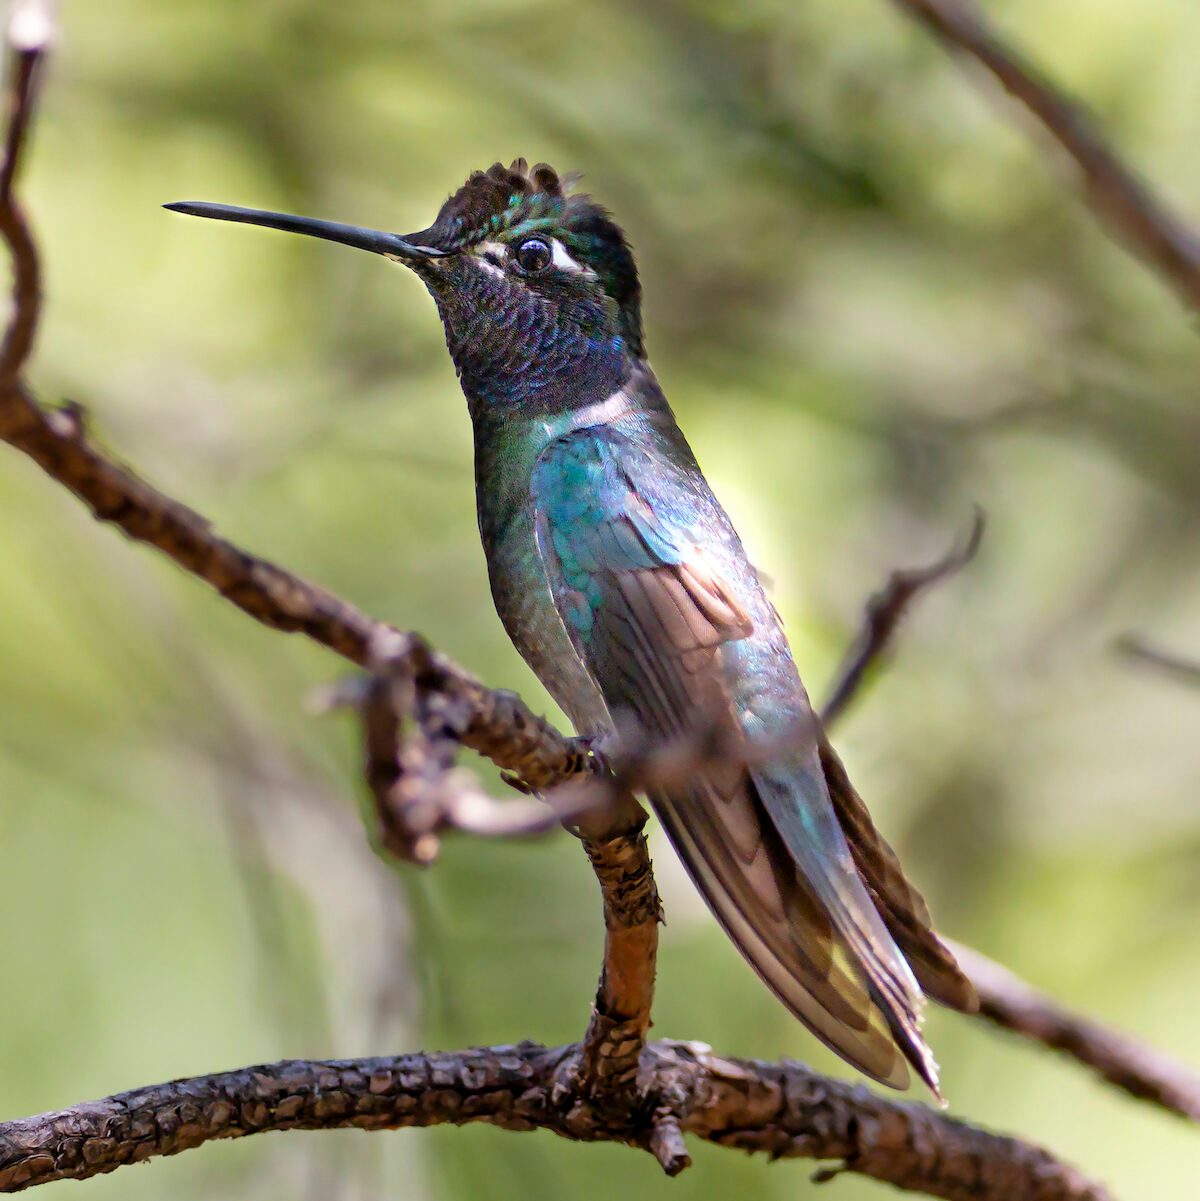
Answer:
2, 0, 1199, 1197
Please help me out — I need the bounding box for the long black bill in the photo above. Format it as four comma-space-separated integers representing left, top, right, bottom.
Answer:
163, 201, 445, 261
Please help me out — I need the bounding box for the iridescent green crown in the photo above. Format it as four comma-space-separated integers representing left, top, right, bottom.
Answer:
412, 159, 644, 355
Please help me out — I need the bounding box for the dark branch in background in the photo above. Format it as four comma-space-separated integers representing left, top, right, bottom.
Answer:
813, 528, 1200, 1121
951, 944, 1200, 1122
821, 506, 985, 726
0, 0, 46, 382
0, 2, 1197, 1197
1115, 635, 1200, 690
889, 0, 1200, 315
0, 1043, 1113, 1201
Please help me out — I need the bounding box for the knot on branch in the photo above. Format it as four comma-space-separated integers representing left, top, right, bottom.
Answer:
548, 1040, 702, 1173
327, 630, 611, 862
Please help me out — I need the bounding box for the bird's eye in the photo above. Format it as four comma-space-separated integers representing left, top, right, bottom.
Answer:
515, 237, 552, 275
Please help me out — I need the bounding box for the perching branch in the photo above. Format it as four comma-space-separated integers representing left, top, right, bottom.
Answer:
340, 627, 659, 1104
0, 5, 1196, 1198
343, 632, 819, 1107
0, 1042, 1113, 1200
889, 0, 1200, 315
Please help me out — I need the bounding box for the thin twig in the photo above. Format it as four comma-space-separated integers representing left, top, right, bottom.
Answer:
0, 1041, 1112, 1200
822, 506, 985, 725
890, 0, 1200, 314
0, 0, 51, 380
1115, 635, 1200, 689
951, 943, 1200, 1122
343, 634, 820, 851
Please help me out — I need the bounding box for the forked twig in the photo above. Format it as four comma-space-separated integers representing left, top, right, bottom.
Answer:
822, 506, 985, 725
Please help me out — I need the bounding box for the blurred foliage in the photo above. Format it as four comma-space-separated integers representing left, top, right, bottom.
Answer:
2, 0, 1199, 1198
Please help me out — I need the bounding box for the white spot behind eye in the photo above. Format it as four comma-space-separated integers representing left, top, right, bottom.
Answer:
549, 238, 595, 277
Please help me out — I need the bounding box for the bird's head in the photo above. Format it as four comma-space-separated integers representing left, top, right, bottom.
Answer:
168, 160, 643, 419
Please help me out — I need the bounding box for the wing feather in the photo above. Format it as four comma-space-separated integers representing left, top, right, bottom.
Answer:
531, 427, 940, 1090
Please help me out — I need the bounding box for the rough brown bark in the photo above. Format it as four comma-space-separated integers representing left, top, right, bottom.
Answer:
575, 819, 661, 1102
0, 1043, 1113, 1200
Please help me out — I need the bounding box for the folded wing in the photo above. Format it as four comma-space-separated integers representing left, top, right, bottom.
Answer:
531, 426, 957, 1091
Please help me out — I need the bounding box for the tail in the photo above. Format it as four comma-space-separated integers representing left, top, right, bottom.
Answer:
650, 739, 973, 1094
819, 732, 978, 1014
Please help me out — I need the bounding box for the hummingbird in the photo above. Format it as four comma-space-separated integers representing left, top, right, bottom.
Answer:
167, 160, 976, 1094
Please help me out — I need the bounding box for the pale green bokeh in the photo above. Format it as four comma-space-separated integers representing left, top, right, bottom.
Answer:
2, 2, 1199, 1198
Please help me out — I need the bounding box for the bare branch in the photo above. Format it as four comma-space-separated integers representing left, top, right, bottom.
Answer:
0, 0, 51, 381
559, 711, 820, 1105
822, 507, 985, 725
339, 629, 660, 1102
0, 1041, 1112, 1200
890, 0, 1200, 314
573, 817, 660, 1102
327, 630, 614, 857
0, 380, 398, 660
953, 943, 1200, 1122
1115, 635, 1200, 689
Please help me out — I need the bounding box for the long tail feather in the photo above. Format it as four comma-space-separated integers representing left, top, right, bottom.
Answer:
819, 734, 978, 1013
651, 769, 916, 1089
750, 756, 941, 1095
